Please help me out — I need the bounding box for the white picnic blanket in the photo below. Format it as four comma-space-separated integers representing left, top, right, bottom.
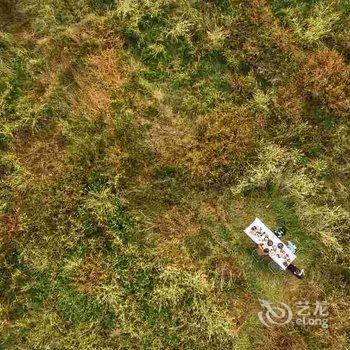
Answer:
244, 218, 296, 270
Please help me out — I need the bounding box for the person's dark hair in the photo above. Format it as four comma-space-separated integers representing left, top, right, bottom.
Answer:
277, 243, 283, 249
267, 240, 273, 246
263, 248, 269, 253
274, 226, 287, 237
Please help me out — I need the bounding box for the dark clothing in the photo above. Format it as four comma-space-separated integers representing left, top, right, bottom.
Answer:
273, 227, 286, 238
287, 264, 304, 279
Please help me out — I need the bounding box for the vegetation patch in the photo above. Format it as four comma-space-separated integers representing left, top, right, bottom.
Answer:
0, 0, 349, 349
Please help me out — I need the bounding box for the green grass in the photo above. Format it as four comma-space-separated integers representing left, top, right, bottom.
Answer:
0, 0, 349, 349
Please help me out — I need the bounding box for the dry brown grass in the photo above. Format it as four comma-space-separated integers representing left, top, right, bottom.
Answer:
209, 255, 246, 290
0, 213, 20, 244
301, 49, 350, 117
276, 83, 304, 120
70, 255, 109, 295
71, 47, 123, 122
73, 23, 124, 112
34, 18, 125, 126
192, 106, 254, 174
153, 206, 199, 239
152, 206, 201, 269
151, 105, 256, 182
199, 199, 230, 224
0, 0, 13, 28
12, 129, 67, 183
258, 330, 307, 350
245, 0, 298, 52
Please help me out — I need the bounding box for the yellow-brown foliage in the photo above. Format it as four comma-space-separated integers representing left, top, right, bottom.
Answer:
70, 255, 109, 295
0, 213, 20, 244
193, 106, 255, 171
276, 83, 303, 120
36, 17, 125, 125
71, 47, 123, 120
301, 49, 350, 117
152, 105, 256, 182
12, 129, 67, 183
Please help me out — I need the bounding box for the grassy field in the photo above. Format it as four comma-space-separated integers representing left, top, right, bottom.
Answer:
0, 0, 349, 349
